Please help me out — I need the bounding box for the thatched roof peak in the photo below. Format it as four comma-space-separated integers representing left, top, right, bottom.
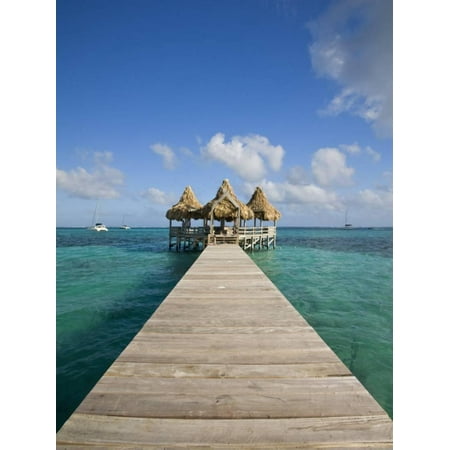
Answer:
165, 185, 203, 221
193, 179, 254, 221
216, 178, 234, 196
180, 185, 201, 205
247, 186, 281, 222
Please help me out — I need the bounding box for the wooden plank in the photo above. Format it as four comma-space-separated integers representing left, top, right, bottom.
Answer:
147, 317, 306, 327
116, 331, 339, 365
132, 332, 331, 348
104, 361, 352, 378
76, 376, 385, 419
76, 392, 384, 420
57, 244, 392, 447
117, 346, 336, 365
149, 306, 307, 322
57, 414, 392, 448
139, 325, 312, 334
183, 271, 267, 278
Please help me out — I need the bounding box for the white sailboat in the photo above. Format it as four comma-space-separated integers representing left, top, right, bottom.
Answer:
344, 210, 352, 229
88, 200, 108, 231
91, 223, 108, 232
120, 214, 131, 230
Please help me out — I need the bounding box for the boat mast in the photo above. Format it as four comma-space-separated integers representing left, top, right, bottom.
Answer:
344, 209, 352, 227
92, 199, 99, 226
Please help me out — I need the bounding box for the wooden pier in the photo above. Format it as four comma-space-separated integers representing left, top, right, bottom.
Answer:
56, 245, 392, 448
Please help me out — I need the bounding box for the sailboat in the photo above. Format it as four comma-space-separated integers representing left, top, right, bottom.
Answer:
119, 215, 131, 230
91, 222, 108, 232
344, 210, 352, 229
88, 200, 108, 231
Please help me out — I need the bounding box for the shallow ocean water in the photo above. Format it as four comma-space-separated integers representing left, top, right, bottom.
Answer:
251, 228, 392, 419
56, 227, 392, 430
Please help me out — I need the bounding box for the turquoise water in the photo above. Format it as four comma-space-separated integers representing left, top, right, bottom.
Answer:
251, 228, 392, 419
56, 227, 392, 430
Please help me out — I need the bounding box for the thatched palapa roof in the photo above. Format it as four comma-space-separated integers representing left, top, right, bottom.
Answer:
193, 179, 254, 222
165, 186, 202, 221
247, 186, 281, 222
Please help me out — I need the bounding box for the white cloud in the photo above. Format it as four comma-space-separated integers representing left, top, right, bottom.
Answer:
365, 146, 381, 162
56, 151, 125, 199
141, 187, 175, 205
286, 165, 310, 185
309, 0, 392, 137
201, 132, 285, 182
311, 147, 354, 187
284, 183, 340, 207
340, 142, 361, 154
357, 187, 393, 210
340, 142, 381, 162
243, 179, 341, 211
93, 151, 114, 165
151, 143, 177, 170
243, 175, 392, 225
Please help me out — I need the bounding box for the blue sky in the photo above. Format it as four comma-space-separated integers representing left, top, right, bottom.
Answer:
56, 0, 393, 227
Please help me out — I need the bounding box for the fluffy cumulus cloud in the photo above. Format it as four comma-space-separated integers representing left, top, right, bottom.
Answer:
282, 183, 340, 208
286, 165, 311, 185
311, 147, 354, 186
141, 187, 175, 205
238, 140, 391, 224
357, 186, 392, 210
201, 133, 285, 182
308, 0, 392, 136
56, 151, 125, 199
243, 179, 341, 211
340, 143, 381, 162
239, 146, 355, 212
151, 143, 177, 170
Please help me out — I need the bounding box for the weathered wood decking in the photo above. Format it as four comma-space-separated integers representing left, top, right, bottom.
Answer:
56, 244, 392, 448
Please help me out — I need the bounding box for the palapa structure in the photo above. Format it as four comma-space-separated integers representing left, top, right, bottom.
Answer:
247, 186, 281, 226
166, 186, 206, 251
165, 185, 202, 223
195, 179, 254, 230
168, 179, 279, 251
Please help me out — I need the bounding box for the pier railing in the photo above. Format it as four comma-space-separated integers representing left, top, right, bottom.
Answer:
169, 225, 276, 251
169, 226, 208, 237
237, 226, 276, 236
237, 226, 276, 250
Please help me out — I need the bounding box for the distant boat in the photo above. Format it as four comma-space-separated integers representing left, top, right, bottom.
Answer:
344, 210, 352, 229
90, 222, 109, 232
120, 215, 131, 230
88, 200, 108, 231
